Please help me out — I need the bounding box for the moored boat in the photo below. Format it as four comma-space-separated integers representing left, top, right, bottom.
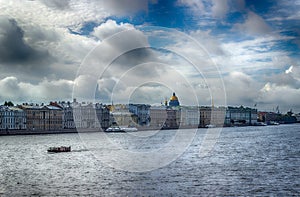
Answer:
205, 124, 216, 128
121, 127, 138, 132
105, 126, 124, 132
47, 146, 71, 153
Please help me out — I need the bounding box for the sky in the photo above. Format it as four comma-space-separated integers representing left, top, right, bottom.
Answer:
0, 0, 299, 113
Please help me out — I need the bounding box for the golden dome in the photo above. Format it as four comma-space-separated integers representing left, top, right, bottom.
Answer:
170, 92, 178, 101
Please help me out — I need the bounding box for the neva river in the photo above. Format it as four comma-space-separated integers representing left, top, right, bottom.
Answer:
0, 124, 299, 196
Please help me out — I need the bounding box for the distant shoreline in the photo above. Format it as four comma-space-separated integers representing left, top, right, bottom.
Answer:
0, 129, 79, 136
0, 123, 298, 136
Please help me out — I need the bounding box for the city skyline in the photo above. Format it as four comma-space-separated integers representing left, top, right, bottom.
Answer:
0, 1, 299, 113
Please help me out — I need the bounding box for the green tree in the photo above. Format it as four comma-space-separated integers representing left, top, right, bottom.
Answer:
4, 101, 14, 106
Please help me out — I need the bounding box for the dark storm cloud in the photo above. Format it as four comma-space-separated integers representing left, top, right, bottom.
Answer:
0, 17, 50, 65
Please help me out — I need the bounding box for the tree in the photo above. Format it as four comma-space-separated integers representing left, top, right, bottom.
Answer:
4, 101, 14, 106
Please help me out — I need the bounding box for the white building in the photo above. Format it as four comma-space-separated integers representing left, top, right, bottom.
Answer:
58, 101, 76, 129
180, 106, 200, 127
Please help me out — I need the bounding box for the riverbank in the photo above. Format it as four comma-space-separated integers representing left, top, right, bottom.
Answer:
0, 129, 78, 136
1, 123, 298, 136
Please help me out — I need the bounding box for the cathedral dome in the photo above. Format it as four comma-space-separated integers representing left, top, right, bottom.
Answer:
169, 92, 180, 107
170, 93, 178, 101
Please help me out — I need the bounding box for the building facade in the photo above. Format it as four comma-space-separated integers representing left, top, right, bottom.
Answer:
199, 106, 226, 127
95, 103, 110, 130
20, 104, 63, 131
164, 107, 181, 129
180, 106, 200, 128
58, 101, 76, 129
128, 104, 151, 126
149, 106, 167, 128
225, 106, 257, 126
0, 106, 26, 130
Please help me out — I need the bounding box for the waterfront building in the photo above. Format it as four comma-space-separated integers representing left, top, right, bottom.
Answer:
71, 100, 111, 130
20, 104, 63, 131
111, 111, 134, 127
149, 106, 167, 128
164, 107, 181, 129
0, 106, 26, 130
180, 106, 200, 128
128, 104, 151, 126
54, 101, 76, 129
72, 102, 99, 129
258, 111, 281, 123
199, 106, 226, 127
95, 103, 110, 130
225, 106, 257, 126
150, 92, 182, 129
163, 92, 181, 129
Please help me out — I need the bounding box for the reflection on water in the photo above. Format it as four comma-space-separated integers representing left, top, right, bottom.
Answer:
0, 124, 299, 196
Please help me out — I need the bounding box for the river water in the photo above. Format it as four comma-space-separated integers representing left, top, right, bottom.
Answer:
0, 124, 299, 196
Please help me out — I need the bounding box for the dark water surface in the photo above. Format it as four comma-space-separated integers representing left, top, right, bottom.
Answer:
0, 124, 299, 196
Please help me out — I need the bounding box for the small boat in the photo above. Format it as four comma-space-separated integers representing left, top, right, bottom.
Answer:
47, 146, 71, 153
121, 127, 138, 132
268, 121, 280, 125
254, 122, 267, 126
105, 126, 124, 132
205, 124, 216, 128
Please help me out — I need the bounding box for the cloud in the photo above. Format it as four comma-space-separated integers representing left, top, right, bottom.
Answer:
92, 20, 134, 40
232, 11, 272, 36
264, 64, 300, 89
40, 0, 71, 10
223, 71, 259, 105
176, 0, 206, 15
0, 76, 74, 102
0, 0, 109, 30
211, 0, 229, 18
189, 30, 225, 56
0, 16, 50, 64
258, 82, 300, 112
0, 0, 298, 113
100, 0, 156, 16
